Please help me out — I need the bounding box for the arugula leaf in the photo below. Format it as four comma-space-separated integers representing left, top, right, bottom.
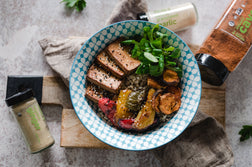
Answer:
61, 0, 86, 12
239, 125, 252, 141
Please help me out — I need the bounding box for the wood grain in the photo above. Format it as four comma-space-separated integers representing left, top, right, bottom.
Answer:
42, 77, 72, 109
61, 109, 113, 148
42, 44, 225, 148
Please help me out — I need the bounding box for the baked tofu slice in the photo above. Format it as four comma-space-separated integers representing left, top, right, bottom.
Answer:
96, 51, 125, 79
85, 84, 105, 103
86, 64, 122, 94
106, 40, 141, 74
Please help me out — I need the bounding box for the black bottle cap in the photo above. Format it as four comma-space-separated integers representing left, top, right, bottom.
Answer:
195, 53, 229, 86
137, 13, 148, 21
5, 89, 34, 107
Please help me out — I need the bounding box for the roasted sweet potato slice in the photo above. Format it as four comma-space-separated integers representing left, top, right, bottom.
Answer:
147, 77, 164, 89
152, 90, 163, 113
165, 86, 181, 97
159, 93, 181, 115
172, 97, 181, 112
163, 69, 180, 86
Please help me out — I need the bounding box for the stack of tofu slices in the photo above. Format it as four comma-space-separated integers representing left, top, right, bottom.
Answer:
85, 39, 141, 103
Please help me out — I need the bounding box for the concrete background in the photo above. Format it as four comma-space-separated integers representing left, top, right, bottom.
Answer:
0, 0, 252, 166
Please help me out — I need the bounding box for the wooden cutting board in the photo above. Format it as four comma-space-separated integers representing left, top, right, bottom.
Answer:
42, 44, 225, 148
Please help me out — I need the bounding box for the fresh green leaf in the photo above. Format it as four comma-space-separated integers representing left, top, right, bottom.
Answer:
61, 0, 86, 12
69, 0, 78, 7
75, 0, 86, 12
121, 40, 139, 45
136, 63, 149, 74
131, 44, 141, 58
143, 27, 150, 39
149, 54, 164, 77
149, 64, 160, 76
239, 125, 252, 141
150, 39, 162, 49
143, 26, 151, 33
166, 61, 177, 66
148, 24, 159, 42
144, 52, 158, 63
139, 38, 151, 52
156, 31, 169, 39
163, 46, 175, 52
163, 46, 175, 56
144, 47, 152, 53
170, 48, 181, 58
152, 49, 162, 56
151, 24, 160, 40
158, 54, 165, 75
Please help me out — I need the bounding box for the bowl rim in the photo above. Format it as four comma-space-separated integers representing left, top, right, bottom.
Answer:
69, 20, 202, 151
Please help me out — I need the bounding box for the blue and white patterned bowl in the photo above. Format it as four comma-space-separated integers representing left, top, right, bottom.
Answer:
69, 20, 201, 151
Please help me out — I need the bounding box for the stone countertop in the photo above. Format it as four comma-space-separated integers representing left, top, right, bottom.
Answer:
0, 0, 252, 166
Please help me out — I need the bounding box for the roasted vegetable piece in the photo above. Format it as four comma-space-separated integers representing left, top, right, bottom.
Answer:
115, 90, 135, 122
159, 93, 181, 115
152, 90, 163, 113
147, 77, 164, 89
98, 98, 117, 126
118, 118, 135, 130
171, 97, 181, 112
133, 88, 156, 130
126, 89, 147, 111
166, 86, 181, 97
163, 69, 180, 86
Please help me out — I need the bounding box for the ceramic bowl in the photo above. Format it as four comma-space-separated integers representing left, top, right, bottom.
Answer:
69, 20, 201, 151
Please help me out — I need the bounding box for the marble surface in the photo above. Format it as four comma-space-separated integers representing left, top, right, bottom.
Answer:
0, 0, 252, 166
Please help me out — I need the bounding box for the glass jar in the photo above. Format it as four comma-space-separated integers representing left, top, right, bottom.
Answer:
137, 3, 198, 32
196, 0, 252, 85
5, 89, 55, 153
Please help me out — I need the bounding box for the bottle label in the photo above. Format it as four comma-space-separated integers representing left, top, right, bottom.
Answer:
216, 0, 252, 45
13, 101, 53, 152
147, 3, 197, 32
26, 104, 45, 131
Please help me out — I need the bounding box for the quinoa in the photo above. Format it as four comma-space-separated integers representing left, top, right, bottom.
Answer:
121, 73, 148, 91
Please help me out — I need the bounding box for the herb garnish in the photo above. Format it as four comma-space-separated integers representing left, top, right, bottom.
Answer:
121, 24, 182, 77
61, 0, 86, 12
239, 125, 252, 141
